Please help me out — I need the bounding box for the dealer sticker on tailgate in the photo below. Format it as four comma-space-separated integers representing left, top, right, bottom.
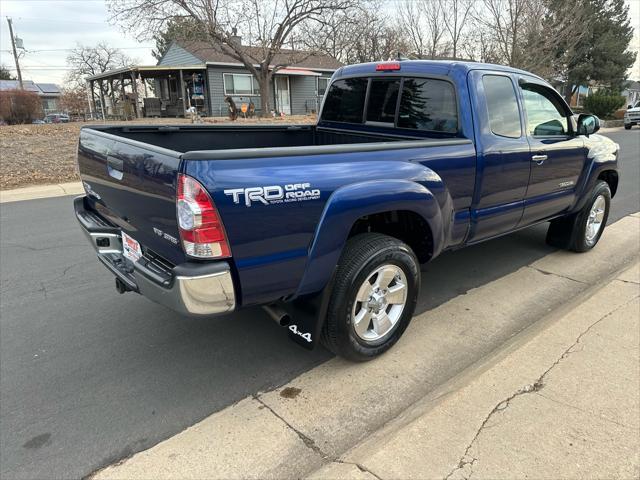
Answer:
122, 231, 142, 263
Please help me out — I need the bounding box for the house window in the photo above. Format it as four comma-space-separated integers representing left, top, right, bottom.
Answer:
317, 77, 330, 97
223, 73, 259, 96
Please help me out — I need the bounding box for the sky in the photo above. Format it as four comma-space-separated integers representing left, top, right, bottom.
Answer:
0, 0, 156, 84
0, 0, 639, 86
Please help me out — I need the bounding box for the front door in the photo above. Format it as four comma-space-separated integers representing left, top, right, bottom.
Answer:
275, 76, 291, 115
518, 80, 586, 225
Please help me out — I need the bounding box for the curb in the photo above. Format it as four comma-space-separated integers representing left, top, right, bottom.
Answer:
0, 182, 83, 204
312, 261, 639, 479
91, 213, 640, 480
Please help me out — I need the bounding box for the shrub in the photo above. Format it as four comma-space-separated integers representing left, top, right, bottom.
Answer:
583, 91, 626, 119
0, 89, 43, 124
60, 86, 89, 119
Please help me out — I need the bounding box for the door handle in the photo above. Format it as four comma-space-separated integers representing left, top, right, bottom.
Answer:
107, 155, 124, 180
531, 154, 548, 164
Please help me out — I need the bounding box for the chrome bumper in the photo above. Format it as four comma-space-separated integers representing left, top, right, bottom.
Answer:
74, 196, 236, 316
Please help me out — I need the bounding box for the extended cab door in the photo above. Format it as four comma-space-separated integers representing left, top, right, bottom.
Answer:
467, 71, 531, 242
517, 79, 586, 225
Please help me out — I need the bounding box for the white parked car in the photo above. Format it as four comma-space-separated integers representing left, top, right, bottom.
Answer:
624, 101, 640, 129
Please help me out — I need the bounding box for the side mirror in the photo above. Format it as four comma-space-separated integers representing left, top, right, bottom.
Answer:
628, 105, 633, 109
577, 113, 600, 137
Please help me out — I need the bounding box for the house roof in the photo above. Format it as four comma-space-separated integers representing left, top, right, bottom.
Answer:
624, 80, 640, 91
175, 40, 343, 71
0, 80, 61, 96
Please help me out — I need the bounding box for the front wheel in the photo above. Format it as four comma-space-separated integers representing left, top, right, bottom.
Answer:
624, 124, 632, 130
546, 180, 611, 252
321, 233, 420, 361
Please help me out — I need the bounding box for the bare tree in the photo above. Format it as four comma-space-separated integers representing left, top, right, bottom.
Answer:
396, 0, 445, 59
301, 5, 362, 62
438, 0, 473, 59
66, 43, 133, 107
475, 0, 587, 80
477, 0, 530, 67
108, 0, 355, 116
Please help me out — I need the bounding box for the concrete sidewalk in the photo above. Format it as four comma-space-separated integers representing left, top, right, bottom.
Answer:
0, 181, 83, 203
311, 262, 639, 480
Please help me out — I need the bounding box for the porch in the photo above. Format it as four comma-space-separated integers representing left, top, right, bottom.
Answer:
86, 65, 209, 120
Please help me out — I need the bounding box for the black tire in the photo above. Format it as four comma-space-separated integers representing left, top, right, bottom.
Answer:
321, 233, 420, 362
624, 124, 632, 130
546, 180, 611, 252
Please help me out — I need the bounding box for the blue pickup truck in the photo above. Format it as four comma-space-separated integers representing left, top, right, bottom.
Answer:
75, 60, 619, 361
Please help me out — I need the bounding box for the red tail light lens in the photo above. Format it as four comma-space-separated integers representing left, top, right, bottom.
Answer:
376, 62, 401, 71
177, 174, 231, 258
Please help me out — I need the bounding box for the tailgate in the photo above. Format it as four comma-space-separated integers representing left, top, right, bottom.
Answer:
77, 128, 185, 265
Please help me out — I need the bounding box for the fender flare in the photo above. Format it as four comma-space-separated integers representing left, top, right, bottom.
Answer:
295, 178, 446, 299
571, 138, 618, 213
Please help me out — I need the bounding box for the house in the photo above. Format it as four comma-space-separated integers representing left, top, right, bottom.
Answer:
84, 39, 342, 119
621, 80, 640, 108
0, 80, 62, 114
157, 40, 342, 116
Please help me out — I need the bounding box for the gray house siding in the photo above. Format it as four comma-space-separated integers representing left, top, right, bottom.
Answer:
206, 66, 332, 116
159, 43, 203, 66
289, 75, 319, 115
156, 42, 339, 117
207, 65, 278, 116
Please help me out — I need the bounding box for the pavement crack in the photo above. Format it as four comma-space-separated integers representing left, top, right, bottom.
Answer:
333, 459, 384, 480
444, 296, 636, 480
534, 392, 636, 431
252, 395, 330, 460
527, 266, 587, 284
5, 242, 87, 252
253, 395, 385, 479
39, 281, 48, 299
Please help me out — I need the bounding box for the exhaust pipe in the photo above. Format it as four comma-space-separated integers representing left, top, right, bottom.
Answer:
263, 304, 291, 326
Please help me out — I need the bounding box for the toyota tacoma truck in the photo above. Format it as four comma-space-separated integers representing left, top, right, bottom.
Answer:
75, 60, 619, 361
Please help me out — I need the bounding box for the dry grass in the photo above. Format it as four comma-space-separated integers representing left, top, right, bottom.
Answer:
0, 114, 317, 190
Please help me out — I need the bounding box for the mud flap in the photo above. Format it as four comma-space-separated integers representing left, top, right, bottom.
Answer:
281, 273, 335, 350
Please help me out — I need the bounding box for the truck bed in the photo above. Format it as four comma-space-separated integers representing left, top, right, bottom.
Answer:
84, 123, 463, 157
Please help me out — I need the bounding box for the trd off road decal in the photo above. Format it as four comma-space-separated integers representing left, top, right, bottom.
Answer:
224, 183, 320, 207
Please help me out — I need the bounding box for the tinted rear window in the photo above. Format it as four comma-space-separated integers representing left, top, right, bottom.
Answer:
366, 79, 400, 124
398, 78, 457, 133
322, 78, 368, 123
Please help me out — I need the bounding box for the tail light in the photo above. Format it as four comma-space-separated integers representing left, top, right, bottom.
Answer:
176, 174, 231, 259
376, 62, 401, 71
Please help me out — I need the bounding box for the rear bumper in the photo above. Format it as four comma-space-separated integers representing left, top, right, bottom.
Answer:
74, 196, 236, 316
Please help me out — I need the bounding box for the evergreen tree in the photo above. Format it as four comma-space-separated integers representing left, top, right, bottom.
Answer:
564, 0, 636, 101
152, 17, 207, 61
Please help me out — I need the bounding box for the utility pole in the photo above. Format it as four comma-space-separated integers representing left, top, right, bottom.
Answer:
6, 17, 24, 89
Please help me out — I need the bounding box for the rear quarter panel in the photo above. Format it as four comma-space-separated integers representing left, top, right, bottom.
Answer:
183, 142, 476, 307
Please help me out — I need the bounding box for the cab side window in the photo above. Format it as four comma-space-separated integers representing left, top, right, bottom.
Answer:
522, 85, 569, 136
482, 75, 521, 138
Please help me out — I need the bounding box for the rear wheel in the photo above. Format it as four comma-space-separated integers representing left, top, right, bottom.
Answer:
546, 180, 611, 252
321, 233, 420, 361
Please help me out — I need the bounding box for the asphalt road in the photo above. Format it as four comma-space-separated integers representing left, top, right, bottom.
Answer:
1, 130, 638, 479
